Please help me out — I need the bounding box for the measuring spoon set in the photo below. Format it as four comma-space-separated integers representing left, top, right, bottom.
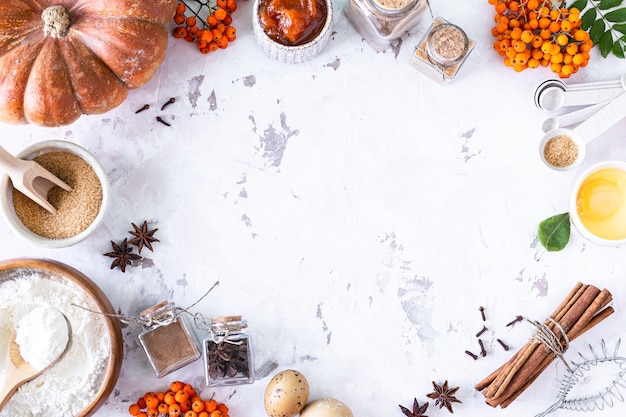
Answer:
535, 74, 626, 170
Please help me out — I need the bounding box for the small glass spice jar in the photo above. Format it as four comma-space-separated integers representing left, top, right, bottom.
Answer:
203, 316, 254, 387
344, 0, 428, 51
410, 17, 475, 85
138, 301, 201, 378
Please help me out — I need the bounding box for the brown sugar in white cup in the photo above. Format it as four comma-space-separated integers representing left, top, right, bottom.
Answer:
0, 140, 110, 248
539, 128, 586, 171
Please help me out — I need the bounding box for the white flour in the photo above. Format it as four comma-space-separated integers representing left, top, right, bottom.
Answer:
15, 305, 69, 371
0, 270, 110, 417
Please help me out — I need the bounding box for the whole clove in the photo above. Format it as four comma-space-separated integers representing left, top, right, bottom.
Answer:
156, 116, 171, 126
465, 350, 479, 360
497, 338, 510, 351
476, 325, 488, 337
135, 104, 149, 113
506, 315, 523, 327
479, 306, 486, 321
478, 339, 487, 357
161, 97, 176, 110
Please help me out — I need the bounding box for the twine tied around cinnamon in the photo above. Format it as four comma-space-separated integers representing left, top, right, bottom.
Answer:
528, 318, 573, 372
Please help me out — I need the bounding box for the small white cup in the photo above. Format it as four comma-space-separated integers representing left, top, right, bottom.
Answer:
0, 140, 110, 248
569, 160, 626, 246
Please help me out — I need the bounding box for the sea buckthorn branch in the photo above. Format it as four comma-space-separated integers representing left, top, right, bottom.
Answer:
172, 0, 238, 54
489, 0, 593, 77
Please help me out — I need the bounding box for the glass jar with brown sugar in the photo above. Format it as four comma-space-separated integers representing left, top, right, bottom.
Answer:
138, 301, 201, 378
410, 17, 475, 84
344, 0, 428, 51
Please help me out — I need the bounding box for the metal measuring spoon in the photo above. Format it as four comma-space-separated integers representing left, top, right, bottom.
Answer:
541, 100, 612, 132
537, 84, 624, 112
539, 90, 626, 171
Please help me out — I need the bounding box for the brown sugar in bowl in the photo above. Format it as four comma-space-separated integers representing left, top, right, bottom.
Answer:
0, 140, 110, 248
0, 258, 123, 416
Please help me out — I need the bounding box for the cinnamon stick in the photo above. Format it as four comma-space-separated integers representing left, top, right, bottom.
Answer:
475, 283, 614, 408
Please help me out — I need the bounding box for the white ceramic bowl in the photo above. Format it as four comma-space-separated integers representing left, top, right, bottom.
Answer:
253, 0, 334, 64
569, 160, 626, 246
0, 140, 110, 248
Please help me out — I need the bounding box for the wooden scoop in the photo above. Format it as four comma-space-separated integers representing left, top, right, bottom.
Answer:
0, 313, 69, 411
0, 145, 71, 214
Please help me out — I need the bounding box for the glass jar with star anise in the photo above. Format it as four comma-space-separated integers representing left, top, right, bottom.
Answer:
203, 315, 254, 387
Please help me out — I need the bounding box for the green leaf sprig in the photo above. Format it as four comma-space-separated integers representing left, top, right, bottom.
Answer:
569, 0, 626, 58
538, 213, 571, 251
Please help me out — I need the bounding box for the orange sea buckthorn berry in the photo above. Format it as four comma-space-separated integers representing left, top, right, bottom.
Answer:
512, 39, 527, 52
560, 20, 572, 31
185, 412, 198, 417
225, 26, 236, 41
214, 7, 228, 21
208, 41, 219, 52
548, 20, 560, 33
579, 39, 592, 52
223, 14, 233, 25
137, 398, 147, 409
572, 52, 585, 65
509, 18, 520, 28
199, 413, 210, 417
129, 404, 141, 416
528, 57, 540, 68
531, 35, 543, 48
146, 409, 159, 417
189, 26, 200, 37
137, 413, 148, 417
217, 0, 228, 7
174, 390, 189, 404
207, 15, 219, 27
164, 391, 177, 405
556, 33, 569, 46
192, 399, 205, 413
176, 2, 186, 13
173, 26, 188, 38
217, 36, 229, 48
520, 29, 533, 43
538, 16, 550, 29
565, 42, 578, 55
574, 29, 589, 42
158, 403, 169, 414
495, 2, 507, 14
186, 16, 197, 27
209, 411, 223, 417
216, 404, 229, 413
169, 404, 182, 417
505, 46, 517, 59
174, 13, 186, 25
226, 0, 237, 12
183, 384, 196, 398
171, 381, 184, 392
204, 400, 217, 412
549, 9, 560, 20
527, 0, 539, 10
510, 27, 522, 40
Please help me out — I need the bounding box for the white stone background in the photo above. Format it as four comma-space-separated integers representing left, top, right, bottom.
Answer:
1, 0, 626, 416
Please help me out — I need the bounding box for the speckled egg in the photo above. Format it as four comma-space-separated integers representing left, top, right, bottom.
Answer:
300, 398, 354, 417
264, 369, 309, 417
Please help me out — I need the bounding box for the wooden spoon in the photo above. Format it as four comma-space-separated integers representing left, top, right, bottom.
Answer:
0, 145, 71, 214
0, 322, 69, 411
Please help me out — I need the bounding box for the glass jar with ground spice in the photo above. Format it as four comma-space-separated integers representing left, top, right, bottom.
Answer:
204, 316, 254, 387
138, 301, 201, 378
344, 0, 428, 51
410, 17, 475, 84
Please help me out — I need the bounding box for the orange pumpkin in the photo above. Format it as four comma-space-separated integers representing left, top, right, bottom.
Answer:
0, 0, 177, 127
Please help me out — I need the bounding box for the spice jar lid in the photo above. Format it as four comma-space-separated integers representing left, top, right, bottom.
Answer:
426, 22, 469, 67
211, 315, 243, 324
367, 0, 418, 15
139, 301, 171, 317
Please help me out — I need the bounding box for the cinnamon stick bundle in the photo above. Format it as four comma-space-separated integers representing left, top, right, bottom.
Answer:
474, 282, 614, 408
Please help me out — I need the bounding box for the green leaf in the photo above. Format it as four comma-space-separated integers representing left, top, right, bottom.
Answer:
538, 213, 571, 252
598, 0, 623, 10
612, 38, 625, 57
600, 30, 615, 56
590, 18, 607, 44
615, 23, 626, 33
606, 8, 626, 21
570, 0, 588, 10
581, 8, 597, 30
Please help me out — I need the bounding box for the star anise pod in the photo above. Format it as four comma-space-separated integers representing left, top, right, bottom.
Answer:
399, 398, 429, 417
103, 238, 141, 272
128, 220, 159, 254
426, 380, 462, 413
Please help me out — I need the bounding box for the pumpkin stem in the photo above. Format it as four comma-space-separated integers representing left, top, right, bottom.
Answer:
42, 5, 71, 38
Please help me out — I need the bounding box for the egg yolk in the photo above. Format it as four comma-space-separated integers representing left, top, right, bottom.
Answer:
576, 168, 626, 240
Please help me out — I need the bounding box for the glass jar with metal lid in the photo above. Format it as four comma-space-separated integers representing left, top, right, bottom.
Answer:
344, 0, 428, 51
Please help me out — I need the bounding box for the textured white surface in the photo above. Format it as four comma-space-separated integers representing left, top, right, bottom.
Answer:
1, 0, 626, 416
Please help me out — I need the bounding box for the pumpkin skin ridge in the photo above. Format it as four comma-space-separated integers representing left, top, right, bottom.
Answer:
0, 38, 45, 124
69, 17, 170, 89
